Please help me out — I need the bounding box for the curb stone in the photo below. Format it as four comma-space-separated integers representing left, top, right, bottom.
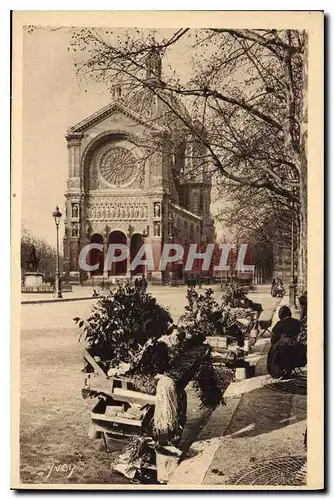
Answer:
21, 296, 99, 305
169, 395, 242, 485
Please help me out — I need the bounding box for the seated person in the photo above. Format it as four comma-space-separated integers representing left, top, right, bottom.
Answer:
271, 306, 300, 345
267, 306, 302, 378
226, 323, 244, 348
243, 296, 263, 314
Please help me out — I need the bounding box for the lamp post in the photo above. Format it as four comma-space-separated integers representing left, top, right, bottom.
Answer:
52, 206, 62, 298
168, 222, 178, 287
289, 211, 297, 309
288, 184, 299, 309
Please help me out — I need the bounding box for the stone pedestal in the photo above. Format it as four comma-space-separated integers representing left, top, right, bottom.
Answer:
149, 270, 165, 285
68, 271, 80, 284
24, 272, 44, 289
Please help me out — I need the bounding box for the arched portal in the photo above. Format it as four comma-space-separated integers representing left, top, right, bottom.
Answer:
108, 231, 127, 276
89, 234, 104, 276
190, 223, 194, 243
130, 233, 145, 276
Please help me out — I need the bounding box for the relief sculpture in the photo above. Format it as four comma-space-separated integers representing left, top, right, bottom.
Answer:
86, 200, 148, 220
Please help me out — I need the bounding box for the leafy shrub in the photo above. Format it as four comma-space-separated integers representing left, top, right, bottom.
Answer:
74, 279, 172, 366
193, 357, 223, 410
192, 351, 234, 410
179, 288, 234, 337
76, 281, 235, 409
222, 283, 248, 306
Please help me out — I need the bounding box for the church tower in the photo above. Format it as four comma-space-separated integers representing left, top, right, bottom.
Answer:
63, 54, 214, 284
145, 47, 162, 82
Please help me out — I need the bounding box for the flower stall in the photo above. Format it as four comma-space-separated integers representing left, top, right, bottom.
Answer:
181, 286, 261, 366
75, 279, 234, 483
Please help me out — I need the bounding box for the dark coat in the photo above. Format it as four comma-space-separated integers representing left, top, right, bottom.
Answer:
271, 317, 300, 346
267, 316, 305, 378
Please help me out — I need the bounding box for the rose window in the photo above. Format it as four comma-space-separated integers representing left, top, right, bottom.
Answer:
98, 146, 137, 187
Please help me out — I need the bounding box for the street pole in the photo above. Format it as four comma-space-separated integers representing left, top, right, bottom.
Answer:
53, 206, 62, 299
289, 214, 296, 309
55, 223, 62, 298
287, 181, 300, 309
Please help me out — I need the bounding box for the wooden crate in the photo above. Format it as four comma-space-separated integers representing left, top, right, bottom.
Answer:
207, 336, 228, 350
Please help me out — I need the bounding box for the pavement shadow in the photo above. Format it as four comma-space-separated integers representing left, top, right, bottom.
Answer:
266, 374, 307, 396
223, 383, 306, 439
203, 381, 306, 441
254, 354, 269, 376
179, 406, 212, 456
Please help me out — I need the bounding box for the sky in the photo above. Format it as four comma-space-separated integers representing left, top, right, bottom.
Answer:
22, 27, 108, 247
21, 25, 235, 250
21, 26, 196, 247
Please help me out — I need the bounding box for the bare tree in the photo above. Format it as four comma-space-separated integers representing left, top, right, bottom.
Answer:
71, 27, 308, 290
21, 226, 60, 281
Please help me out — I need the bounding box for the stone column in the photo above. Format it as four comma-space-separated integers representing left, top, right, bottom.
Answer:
103, 237, 109, 279
66, 133, 83, 190
127, 237, 132, 278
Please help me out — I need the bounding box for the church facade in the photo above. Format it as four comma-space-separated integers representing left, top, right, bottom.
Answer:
63, 57, 214, 282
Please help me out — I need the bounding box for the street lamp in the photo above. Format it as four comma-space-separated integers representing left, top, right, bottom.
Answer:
288, 183, 299, 309
52, 206, 62, 298
289, 209, 297, 309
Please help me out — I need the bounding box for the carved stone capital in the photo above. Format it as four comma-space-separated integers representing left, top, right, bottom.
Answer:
66, 132, 84, 144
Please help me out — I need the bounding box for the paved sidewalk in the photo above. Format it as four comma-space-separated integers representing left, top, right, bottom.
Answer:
203, 370, 306, 486
21, 282, 217, 305
170, 290, 307, 487
21, 285, 100, 304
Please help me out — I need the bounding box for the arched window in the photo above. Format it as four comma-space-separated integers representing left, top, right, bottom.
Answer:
108, 231, 127, 276
130, 233, 145, 276
193, 192, 199, 214
89, 234, 104, 276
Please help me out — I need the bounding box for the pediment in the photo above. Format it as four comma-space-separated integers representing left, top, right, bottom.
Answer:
66, 99, 167, 137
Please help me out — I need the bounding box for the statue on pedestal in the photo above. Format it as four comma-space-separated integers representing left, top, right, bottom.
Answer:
154, 202, 161, 218
104, 224, 111, 238
72, 224, 79, 238
72, 204, 79, 218
154, 221, 161, 237
127, 224, 134, 238
27, 246, 39, 271
86, 223, 92, 239
24, 245, 44, 290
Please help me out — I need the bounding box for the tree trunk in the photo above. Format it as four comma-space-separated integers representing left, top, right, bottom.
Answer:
298, 34, 308, 293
